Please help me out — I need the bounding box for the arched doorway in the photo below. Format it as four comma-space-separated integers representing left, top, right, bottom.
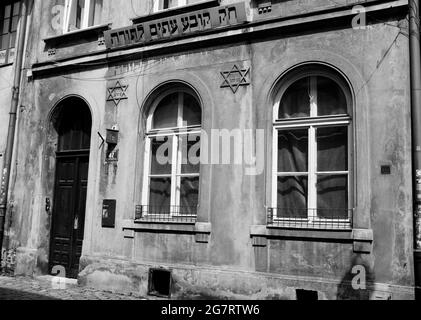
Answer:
49, 97, 92, 279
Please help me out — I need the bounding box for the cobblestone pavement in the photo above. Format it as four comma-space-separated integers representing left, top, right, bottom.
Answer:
0, 275, 147, 300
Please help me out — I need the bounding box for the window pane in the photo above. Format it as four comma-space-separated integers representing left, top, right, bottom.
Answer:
12, 2, 20, 16
278, 129, 308, 172
317, 76, 348, 116
8, 32, 16, 48
179, 177, 199, 215
317, 175, 348, 219
0, 49, 6, 64
11, 16, 18, 32
149, 177, 171, 214
0, 34, 8, 49
317, 126, 348, 172
183, 93, 201, 127
68, 0, 85, 31
2, 19, 10, 34
4, 5, 11, 18
278, 77, 310, 119
150, 136, 172, 175
181, 134, 200, 174
89, 0, 102, 26
0, 12, 5, 34
152, 93, 178, 129
76, 0, 85, 29
163, 0, 178, 9
68, 1, 77, 31
277, 176, 308, 218
7, 47, 14, 63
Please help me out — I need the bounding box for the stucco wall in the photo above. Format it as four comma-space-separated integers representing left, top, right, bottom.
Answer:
4, 0, 415, 299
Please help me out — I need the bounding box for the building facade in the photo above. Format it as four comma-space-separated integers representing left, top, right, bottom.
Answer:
0, 0, 417, 299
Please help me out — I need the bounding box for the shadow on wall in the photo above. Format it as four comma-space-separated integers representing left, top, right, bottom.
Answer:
336, 254, 375, 300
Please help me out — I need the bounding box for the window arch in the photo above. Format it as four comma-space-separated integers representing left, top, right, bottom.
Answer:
270, 66, 353, 229
53, 98, 92, 152
142, 88, 202, 221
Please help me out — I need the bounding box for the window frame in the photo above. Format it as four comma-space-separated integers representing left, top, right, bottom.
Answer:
271, 70, 354, 228
153, 0, 187, 12
63, 0, 101, 34
0, 0, 20, 66
142, 87, 202, 218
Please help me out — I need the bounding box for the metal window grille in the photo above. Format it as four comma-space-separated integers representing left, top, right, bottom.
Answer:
135, 205, 197, 223
267, 208, 353, 230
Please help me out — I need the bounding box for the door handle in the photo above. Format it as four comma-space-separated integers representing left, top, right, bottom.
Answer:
74, 216, 79, 230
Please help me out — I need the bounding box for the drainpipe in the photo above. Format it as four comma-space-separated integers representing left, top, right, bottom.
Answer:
410, 0, 421, 300
0, 0, 29, 262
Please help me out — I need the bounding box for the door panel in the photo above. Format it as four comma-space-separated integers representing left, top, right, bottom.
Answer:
70, 156, 89, 278
49, 154, 89, 279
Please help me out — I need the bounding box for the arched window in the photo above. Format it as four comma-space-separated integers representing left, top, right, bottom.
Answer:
142, 89, 202, 221
271, 69, 353, 229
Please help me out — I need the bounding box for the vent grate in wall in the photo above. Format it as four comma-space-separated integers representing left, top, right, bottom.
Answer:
296, 289, 319, 301
148, 268, 172, 298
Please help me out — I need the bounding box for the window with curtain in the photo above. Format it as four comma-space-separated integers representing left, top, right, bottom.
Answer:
143, 90, 202, 219
63, 0, 102, 33
271, 73, 352, 229
0, 1, 20, 65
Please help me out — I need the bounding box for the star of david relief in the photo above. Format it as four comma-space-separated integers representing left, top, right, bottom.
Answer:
220, 65, 250, 94
107, 81, 128, 106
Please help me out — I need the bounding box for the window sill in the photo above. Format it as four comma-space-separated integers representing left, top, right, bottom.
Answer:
134, 220, 196, 232
131, 0, 221, 24
250, 225, 373, 253
251, 225, 353, 241
122, 220, 212, 243
43, 23, 112, 47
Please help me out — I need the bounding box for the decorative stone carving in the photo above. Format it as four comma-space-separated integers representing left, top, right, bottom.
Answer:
220, 65, 250, 93
107, 81, 128, 106
47, 48, 56, 57
258, 2, 272, 15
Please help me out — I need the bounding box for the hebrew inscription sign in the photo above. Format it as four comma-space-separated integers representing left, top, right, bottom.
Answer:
104, 2, 247, 49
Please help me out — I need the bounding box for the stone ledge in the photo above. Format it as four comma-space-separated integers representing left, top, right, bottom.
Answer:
43, 23, 112, 47
352, 228, 374, 241
352, 228, 374, 254
122, 219, 212, 243
250, 224, 353, 242
250, 225, 374, 253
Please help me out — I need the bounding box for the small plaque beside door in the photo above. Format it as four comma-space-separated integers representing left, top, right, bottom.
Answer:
102, 199, 116, 228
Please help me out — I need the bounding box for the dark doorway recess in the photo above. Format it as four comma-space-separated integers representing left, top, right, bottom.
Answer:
49, 98, 92, 279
